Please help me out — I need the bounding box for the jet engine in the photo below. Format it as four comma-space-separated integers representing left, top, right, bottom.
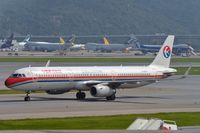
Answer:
45, 89, 69, 95
90, 84, 116, 97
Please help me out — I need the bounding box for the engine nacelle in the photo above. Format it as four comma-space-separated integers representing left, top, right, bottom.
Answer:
46, 89, 69, 95
90, 84, 116, 97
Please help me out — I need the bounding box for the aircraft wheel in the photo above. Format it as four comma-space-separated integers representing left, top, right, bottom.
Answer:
106, 94, 116, 101
24, 91, 31, 101
24, 96, 30, 101
76, 91, 86, 100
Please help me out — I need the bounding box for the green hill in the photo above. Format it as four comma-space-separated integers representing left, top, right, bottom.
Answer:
0, 0, 200, 36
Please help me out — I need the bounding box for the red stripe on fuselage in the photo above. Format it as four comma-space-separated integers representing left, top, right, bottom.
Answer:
5, 75, 162, 87
37, 75, 162, 79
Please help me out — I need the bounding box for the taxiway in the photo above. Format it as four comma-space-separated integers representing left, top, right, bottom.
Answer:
0, 76, 199, 120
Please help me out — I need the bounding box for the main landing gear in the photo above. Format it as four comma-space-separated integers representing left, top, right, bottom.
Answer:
76, 91, 86, 100
24, 91, 31, 101
106, 94, 116, 101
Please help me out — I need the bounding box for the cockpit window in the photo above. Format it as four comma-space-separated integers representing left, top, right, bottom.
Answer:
10, 73, 26, 78
11, 74, 18, 77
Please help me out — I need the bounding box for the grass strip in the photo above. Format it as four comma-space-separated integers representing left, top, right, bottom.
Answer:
0, 112, 200, 130
175, 67, 200, 75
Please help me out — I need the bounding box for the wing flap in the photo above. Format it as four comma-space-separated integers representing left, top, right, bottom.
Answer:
84, 79, 157, 89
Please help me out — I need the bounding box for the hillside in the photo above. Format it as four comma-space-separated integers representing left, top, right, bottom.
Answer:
0, 0, 200, 36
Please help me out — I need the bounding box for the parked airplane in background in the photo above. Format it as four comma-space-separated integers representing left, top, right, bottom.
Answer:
66, 35, 85, 51
131, 35, 196, 56
0, 33, 14, 49
5, 35, 178, 101
85, 37, 133, 52
22, 35, 67, 52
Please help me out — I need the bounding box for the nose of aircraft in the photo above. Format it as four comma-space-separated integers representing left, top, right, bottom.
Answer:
5, 78, 12, 88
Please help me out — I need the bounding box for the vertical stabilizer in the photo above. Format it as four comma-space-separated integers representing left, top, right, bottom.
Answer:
149, 35, 175, 68
59, 37, 65, 45
1, 33, 14, 48
69, 34, 76, 45
23, 34, 31, 42
5, 33, 14, 44
128, 35, 141, 49
103, 37, 110, 45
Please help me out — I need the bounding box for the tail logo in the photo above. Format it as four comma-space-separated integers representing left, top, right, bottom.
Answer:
163, 46, 171, 58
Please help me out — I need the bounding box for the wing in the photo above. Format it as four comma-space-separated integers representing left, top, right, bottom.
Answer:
83, 79, 157, 89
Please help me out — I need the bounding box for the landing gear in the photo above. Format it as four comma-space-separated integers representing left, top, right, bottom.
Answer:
24, 91, 31, 101
76, 91, 86, 100
106, 94, 116, 101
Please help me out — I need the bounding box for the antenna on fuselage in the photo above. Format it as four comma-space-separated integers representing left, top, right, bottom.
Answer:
46, 60, 50, 67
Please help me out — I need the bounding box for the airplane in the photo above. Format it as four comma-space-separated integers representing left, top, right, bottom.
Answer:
22, 35, 67, 52
131, 35, 196, 56
84, 37, 133, 52
5, 35, 177, 101
66, 35, 85, 51
0, 33, 14, 49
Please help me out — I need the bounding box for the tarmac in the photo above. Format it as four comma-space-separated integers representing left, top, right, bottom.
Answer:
0, 61, 200, 132
1, 127, 200, 133
0, 76, 199, 120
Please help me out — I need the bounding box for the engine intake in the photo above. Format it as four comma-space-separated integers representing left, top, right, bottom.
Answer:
90, 84, 116, 97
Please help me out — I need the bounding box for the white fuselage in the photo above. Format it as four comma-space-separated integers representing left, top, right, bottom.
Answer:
6, 65, 172, 91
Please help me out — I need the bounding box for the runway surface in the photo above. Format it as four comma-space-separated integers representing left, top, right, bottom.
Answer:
1, 127, 200, 133
0, 76, 199, 120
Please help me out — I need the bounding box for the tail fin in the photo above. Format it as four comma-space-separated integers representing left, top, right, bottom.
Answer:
127, 34, 141, 49
149, 35, 175, 68
5, 33, 14, 44
1, 33, 14, 48
59, 37, 65, 45
103, 37, 110, 45
69, 34, 76, 45
23, 34, 31, 42
8, 33, 14, 40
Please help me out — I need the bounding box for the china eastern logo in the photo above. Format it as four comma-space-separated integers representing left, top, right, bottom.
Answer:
163, 46, 171, 58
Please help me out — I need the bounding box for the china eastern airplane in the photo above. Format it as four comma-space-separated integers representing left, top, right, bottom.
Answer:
5, 35, 177, 101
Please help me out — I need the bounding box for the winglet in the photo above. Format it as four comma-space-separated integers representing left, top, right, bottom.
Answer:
149, 35, 175, 68
46, 60, 50, 67
181, 66, 192, 79
103, 37, 110, 45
